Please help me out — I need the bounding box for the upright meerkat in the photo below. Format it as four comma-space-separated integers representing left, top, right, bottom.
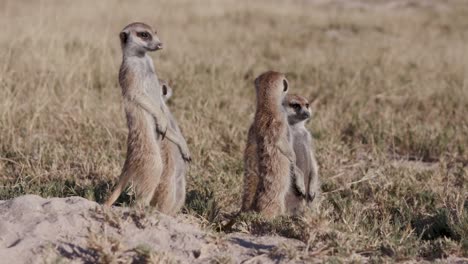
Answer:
105, 23, 190, 207
283, 94, 320, 214
150, 80, 188, 215
241, 71, 306, 217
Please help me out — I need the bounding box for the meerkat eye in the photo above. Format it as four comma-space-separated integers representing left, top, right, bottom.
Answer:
290, 103, 301, 110
137, 31, 151, 40
283, 79, 288, 92
305, 103, 310, 108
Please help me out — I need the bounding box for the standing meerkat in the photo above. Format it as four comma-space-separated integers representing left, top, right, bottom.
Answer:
283, 94, 320, 214
150, 80, 188, 215
242, 71, 306, 217
105, 23, 191, 207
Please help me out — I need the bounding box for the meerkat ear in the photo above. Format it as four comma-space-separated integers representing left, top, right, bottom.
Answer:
168, 80, 175, 87
119, 31, 128, 44
283, 79, 289, 92
162, 84, 168, 96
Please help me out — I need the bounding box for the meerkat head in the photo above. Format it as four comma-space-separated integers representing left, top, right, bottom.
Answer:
282, 94, 311, 125
119, 22, 163, 56
159, 79, 173, 102
254, 71, 289, 105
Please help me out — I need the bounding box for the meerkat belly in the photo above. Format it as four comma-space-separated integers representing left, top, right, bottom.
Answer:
165, 133, 186, 181
294, 144, 311, 174
167, 114, 187, 176
293, 132, 312, 189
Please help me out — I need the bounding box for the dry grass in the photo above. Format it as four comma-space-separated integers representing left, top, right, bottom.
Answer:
0, 0, 467, 261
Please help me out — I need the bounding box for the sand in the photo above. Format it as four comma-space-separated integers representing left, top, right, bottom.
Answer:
0, 195, 305, 263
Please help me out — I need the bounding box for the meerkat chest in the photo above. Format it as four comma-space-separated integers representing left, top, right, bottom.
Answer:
137, 66, 162, 102
293, 129, 311, 146
127, 56, 160, 91
142, 75, 160, 98
292, 129, 312, 167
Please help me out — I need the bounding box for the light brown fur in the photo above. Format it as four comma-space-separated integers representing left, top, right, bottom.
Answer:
241, 71, 305, 218
151, 138, 177, 213
241, 126, 259, 211
105, 23, 190, 207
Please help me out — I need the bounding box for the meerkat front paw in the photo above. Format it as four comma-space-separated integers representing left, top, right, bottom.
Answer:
179, 142, 192, 162
156, 118, 168, 138
307, 191, 316, 203
293, 179, 306, 197
307, 181, 318, 203
292, 166, 306, 197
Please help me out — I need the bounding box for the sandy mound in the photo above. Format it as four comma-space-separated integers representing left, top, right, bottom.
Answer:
0, 195, 305, 263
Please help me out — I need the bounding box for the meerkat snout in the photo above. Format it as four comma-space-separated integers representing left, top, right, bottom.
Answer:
155, 42, 163, 50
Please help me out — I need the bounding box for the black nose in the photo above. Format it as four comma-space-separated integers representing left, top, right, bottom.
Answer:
302, 110, 311, 118
156, 42, 163, 50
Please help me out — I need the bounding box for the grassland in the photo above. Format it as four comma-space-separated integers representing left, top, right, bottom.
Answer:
0, 0, 467, 261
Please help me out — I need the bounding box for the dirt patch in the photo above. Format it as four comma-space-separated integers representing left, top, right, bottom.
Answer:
0, 195, 305, 263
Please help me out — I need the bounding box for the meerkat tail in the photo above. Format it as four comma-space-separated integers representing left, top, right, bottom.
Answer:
104, 175, 130, 206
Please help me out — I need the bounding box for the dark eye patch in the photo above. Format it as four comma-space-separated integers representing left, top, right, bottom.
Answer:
290, 103, 301, 110
305, 103, 310, 108
136, 31, 152, 40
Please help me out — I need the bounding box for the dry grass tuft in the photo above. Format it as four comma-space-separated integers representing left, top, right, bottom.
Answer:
133, 244, 177, 264
86, 229, 125, 264
1, 0, 467, 261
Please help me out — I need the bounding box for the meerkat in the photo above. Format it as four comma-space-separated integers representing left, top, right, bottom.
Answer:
105, 23, 191, 207
150, 80, 188, 215
283, 94, 320, 214
241, 71, 306, 217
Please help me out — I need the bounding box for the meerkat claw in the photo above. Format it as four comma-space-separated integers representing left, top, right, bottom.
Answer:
293, 184, 306, 198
